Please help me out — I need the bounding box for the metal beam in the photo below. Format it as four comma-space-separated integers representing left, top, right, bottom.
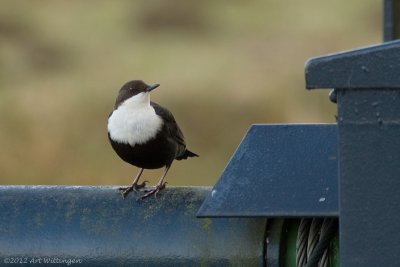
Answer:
0, 186, 266, 266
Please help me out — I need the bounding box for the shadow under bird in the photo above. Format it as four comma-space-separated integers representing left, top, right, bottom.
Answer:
107, 80, 198, 199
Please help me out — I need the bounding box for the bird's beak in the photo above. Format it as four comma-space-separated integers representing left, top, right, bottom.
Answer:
146, 83, 160, 92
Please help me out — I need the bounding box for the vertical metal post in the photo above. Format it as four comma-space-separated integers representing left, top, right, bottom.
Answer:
340, 2, 400, 265
384, 0, 400, 41
337, 89, 400, 266
305, 1, 400, 263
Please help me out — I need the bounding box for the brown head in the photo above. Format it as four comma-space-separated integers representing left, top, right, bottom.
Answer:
114, 80, 160, 109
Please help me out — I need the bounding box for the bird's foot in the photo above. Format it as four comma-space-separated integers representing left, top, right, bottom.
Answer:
118, 181, 148, 198
141, 182, 167, 199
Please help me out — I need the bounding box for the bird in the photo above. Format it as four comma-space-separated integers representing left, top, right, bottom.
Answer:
107, 80, 198, 199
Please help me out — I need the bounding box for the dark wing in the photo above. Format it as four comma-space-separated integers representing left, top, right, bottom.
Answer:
151, 102, 186, 148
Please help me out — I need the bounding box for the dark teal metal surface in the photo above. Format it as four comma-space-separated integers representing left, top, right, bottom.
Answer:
0, 186, 267, 266
197, 124, 338, 218
304, 4, 400, 264
305, 39, 400, 89
337, 89, 400, 266
384, 0, 400, 41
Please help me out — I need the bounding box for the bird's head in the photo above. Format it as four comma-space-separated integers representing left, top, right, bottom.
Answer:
114, 80, 160, 109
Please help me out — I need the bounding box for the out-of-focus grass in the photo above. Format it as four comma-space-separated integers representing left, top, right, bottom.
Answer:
0, 1, 381, 186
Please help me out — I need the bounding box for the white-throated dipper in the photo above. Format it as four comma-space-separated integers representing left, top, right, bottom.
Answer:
107, 80, 198, 199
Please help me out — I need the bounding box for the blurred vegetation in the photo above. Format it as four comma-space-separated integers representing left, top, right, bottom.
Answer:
0, 0, 380, 186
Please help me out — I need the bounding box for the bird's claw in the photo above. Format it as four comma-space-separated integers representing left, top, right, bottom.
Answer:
140, 182, 167, 199
118, 181, 148, 198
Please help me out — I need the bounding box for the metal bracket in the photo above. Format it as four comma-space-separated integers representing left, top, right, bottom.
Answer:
197, 124, 338, 218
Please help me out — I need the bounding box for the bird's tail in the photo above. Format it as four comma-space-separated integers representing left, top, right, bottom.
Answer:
176, 149, 199, 160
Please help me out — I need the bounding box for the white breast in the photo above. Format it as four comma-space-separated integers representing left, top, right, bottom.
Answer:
107, 93, 163, 146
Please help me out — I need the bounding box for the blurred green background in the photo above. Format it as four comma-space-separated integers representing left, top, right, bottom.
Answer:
0, 0, 381, 186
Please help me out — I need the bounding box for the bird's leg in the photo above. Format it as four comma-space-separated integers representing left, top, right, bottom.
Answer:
141, 165, 170, 199
118, 168, 147, 198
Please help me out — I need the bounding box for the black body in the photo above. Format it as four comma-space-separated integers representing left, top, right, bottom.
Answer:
108, 100, 197, 169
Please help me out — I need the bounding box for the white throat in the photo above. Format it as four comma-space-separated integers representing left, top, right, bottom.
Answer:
107, 92, 163, 146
